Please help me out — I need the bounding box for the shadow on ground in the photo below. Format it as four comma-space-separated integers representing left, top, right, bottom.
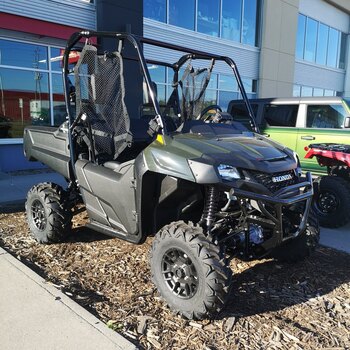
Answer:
220, 247, 350, 319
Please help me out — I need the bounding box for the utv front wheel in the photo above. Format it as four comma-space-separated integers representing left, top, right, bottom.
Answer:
150, 221, 232, 320
26, 183, 72, 244
270, 209, 320, 263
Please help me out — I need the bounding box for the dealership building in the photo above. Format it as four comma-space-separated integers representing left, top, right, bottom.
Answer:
0, 0, 349, 172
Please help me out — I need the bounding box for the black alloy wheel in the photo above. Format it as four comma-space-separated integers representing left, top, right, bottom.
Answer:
161, 248, 199, 299
31, 199, 47, 231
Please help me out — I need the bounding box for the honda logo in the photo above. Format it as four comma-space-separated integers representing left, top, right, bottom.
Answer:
272, 174, 293, 183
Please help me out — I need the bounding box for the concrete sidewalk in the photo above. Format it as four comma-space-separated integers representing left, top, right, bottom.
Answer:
0, 247, 137, 350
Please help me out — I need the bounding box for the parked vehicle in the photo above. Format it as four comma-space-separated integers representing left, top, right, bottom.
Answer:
23, 31, 319, 320
305, 143, 350, 228
228, 97, 350, 175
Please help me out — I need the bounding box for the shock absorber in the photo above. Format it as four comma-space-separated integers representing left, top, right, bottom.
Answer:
200, 186, 220, 233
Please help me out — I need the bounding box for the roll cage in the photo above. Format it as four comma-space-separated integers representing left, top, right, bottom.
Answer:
62, 30, 259, 179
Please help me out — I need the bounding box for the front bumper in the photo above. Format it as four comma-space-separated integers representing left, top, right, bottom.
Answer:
229, 172, 314, 251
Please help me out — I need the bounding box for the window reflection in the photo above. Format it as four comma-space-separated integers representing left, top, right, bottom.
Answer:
316, 24, 328, 65
145, 0, 260, 47
296, 14, 347, 71
169, 0, 195, 30
296, 15, 306, 59
304, 18, 317, 62
242, 0, 259, 46
0, 39, 48, 70
327, 28, 339, 68
197, 0, 220, 37
221, 0, 242, 42
0, 67, 49, 138
144, 0, 166, 22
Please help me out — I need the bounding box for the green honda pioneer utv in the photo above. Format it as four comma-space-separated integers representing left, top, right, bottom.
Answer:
23, 31, 319, 320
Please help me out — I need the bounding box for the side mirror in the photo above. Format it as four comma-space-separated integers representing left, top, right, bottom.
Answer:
345, 116, 350, 128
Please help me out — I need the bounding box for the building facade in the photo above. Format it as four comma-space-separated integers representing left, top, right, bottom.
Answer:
0, 0, 349, 171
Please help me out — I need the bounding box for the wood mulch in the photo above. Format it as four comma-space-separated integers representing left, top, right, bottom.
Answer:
0, 211, 349, 350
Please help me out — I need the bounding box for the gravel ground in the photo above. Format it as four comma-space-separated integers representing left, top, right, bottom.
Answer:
0, 211, 349, 350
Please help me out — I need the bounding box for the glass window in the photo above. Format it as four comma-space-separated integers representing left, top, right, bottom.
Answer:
0, 67, 50, 138
306, 104, 347, 128
324, 89, 335, 96
218, 91, 239, 111
316, 23, 328, 66
169, 0, 195, 30
219, 75, 237, 91
301, 86, 313, 97
221, 0, 242, 42
293, 85, 301, 97
52, 73, 72, 126
313, 88, 324, 97
144, 0, 166, 22
148, 64, 166, 83
339, 32, 347, 69
296, 14, 306, 59
242, 0, 258, 46
0, 39, 48, 70
50, 47, 78, 72
197, 0, 220, 36
263, 104, 298, 127
229, 103, 258, 130
203, 89, 217, 107
208, 73, 218, 90
327, 28, 339, 68
304, 18, 317, 62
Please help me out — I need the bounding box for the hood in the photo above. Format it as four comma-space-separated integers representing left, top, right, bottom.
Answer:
168, 133, 296, 173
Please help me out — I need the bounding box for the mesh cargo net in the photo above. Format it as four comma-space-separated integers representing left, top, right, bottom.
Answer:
74, 44, 131, 161
177, 59, 213, 120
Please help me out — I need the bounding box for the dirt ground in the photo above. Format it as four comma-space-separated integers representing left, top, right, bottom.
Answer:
0, 210, 349, 350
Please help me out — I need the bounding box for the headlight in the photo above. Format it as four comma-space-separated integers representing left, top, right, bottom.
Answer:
217, 164, 241, 180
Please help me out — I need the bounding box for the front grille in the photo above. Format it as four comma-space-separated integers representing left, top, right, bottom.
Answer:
248, 169, 298, 193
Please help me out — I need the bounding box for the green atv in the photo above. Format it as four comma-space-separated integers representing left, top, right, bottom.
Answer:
23, 31, 319, 320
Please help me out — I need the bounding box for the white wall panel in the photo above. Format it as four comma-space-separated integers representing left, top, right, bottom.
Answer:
294, 61, 345, 91
1, 0, 96, 30
144, 19, 260, 79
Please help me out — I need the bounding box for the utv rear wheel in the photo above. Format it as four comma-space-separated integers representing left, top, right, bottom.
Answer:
26, 183, 72, 244
150, 221, 232, 320
270, 209, 319, 263
313, 176, 350, 228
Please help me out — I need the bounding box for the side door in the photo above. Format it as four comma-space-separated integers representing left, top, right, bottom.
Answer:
259, 103, 300, 150
296, 103, 350, 173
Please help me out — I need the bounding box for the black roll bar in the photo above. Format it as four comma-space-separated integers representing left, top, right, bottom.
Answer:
62, 30, 260, 179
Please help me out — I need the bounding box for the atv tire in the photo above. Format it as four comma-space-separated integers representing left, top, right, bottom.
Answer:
270, 209, 320, 263
150, 221, 232, 320
26, 182, 72, 244
313, 176, 350, 228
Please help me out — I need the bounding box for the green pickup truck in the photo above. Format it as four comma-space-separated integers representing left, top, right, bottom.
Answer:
228, 96, 350, 228
228, 96, 350, 174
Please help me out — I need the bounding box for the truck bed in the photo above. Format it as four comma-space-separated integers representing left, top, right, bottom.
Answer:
23, 125, 71, 179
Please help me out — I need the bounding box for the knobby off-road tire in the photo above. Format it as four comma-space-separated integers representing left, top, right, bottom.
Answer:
270, 209, 320, 263
313, 176, 350, 228
150, 221, 232, 320
25, 182, 72, 244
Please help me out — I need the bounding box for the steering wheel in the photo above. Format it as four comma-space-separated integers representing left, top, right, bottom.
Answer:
198, 104, 222, 121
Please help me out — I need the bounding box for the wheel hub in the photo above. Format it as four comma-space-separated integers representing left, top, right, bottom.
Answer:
161, 249, 198, 299
31, 199, 47, 231
318, 191, 338, 213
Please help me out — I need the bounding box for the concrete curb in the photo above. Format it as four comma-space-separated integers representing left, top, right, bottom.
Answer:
0, 247, 138, 350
